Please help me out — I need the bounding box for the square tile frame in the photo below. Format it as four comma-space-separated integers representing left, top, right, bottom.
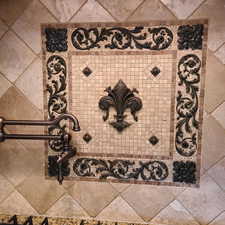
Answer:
41, 19, 208, 188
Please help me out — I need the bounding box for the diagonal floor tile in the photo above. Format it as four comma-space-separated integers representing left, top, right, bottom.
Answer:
212, 101, 225, 130
0, 73, 11, 98
40, 0, 87, 22
46, 193, 89, 218
202, 115, 225, 170
151, 200, 200, 225
68, 181, 118, 217
191, 0, 225, 51
70, 0, 115, 22
121, 184, 175, 221
15, 57, 43, 110
160, 0, 205, 19
178, 174, 225, 225
0, 174, 15, 203
215, 44, 225, 65
12, 0, 56, 54
0, 0, 31, 26
0, 31, 35, 82
0, 190, 37, 215
97, 0, 144, 21
128, 0, 176, 21
0, 19, 8, 38
204, 50, 225, 113
96, 196, 144, 223
209, 211, 225, 225
17, 169, 66, 214
110, 183, 130, 193
208, 157, 225, 191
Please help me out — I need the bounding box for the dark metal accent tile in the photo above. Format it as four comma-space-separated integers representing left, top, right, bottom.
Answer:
150, 66, 160, 77
82, 66, 92, 77
149, 136, 159, 145
83, 133, 92, 143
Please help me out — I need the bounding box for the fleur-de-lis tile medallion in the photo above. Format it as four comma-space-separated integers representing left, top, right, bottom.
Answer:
99, 80, 142, 132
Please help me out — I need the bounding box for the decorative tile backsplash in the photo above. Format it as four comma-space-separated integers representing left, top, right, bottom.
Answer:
42, 20, 208, 187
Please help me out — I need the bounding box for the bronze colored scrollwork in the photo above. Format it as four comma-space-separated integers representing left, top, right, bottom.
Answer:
99, 80, 142, 132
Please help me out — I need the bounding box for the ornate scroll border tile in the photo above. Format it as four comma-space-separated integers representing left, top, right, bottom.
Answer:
41, 19, 208, 187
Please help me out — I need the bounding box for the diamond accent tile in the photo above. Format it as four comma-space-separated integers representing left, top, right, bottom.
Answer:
178, 174, 225, 225
83, 133, 92, 143
71, 0, 114, 22
97, 0, 144, 21
15, 57, 43, 110
68, 181, 118, 217
150, 66, 161, 77
46, 194, 89, 217
148, 135, 159, 145
12, 0, 56, 54
121, 185, 175, 221
82, 66, 93, 77
96, 196, 144, 223
161, 0, 205, 19
0, 31, 35, 82
212, 101, 225, 130
40, 0, 87, 22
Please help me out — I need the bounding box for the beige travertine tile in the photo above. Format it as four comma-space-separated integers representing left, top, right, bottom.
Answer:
212, 102, 225, 130
12, 0, 56, 54
205, 50, 225, 113
46, 193, 89, 218
17, 169, 65, 214
0, 87, 43, 135
0, 19, 8, 38
178, 174, 225, 225
70, 0, 115, 22
208, 157, 225, 191
215, 44, 225, 64
97, 0, 144, 21
151, 200, 200, 225
0, 31, 35, 82
0, 140, 36, 186
0, 73, 11, 98
121, 184, 175, 221
209, 212, 225, 225
40, 0, 87, 22
191, 0, 225, 51
202, 115, 225, 170
0, 0, 30, 26
110, 183, 130, 193
15, 57, 43, 110
68, 181, 118, 217
128, 0, 176, 21
0, 191, 37, 215
160, 0, 205, 19
96, 196, 144, 223
0, 174, 14, 203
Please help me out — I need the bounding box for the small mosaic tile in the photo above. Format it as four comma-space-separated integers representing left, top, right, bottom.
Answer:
42, 20, 208, 187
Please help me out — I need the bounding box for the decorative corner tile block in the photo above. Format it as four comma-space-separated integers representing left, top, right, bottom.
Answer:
42, 19, 208, 187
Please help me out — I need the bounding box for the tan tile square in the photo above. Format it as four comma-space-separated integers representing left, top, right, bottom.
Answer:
0, 190, 37, 215
97, 0, 144, 21
121, 184, 175, 221
205, 50, 225, 112
0, 31, 35, 82
0, 174, 14, 202
17, 170, 65, 214
202, 115, 225, 170
128, 0, 176, 21
191, 0, 225, 51
215, 44, 225, 64
0, 19, 8, 38
0, 140, 36, 186
0, 73, 11, 98
0, 0, 31, 26
96, 196, 144, 223
46, 193, 89, 218
12, 0, 56, 54
40, 0, 87, 22
209, 212, 225, 225
161, 0, 205, 19
212, 101, 225, 130
15, 57, 43, 110
178, 174, 225, 225
68, 181, 118, 217
151, 200, 200, 225
70, 0, 114, 22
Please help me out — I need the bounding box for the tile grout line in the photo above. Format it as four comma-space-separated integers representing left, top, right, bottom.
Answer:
158, 0, 179, 19
187, 0, 208, 19
213, 41, 225, 53
68, 0, 89, 22
206, 209, 225, 225
124, 0, 146, 21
